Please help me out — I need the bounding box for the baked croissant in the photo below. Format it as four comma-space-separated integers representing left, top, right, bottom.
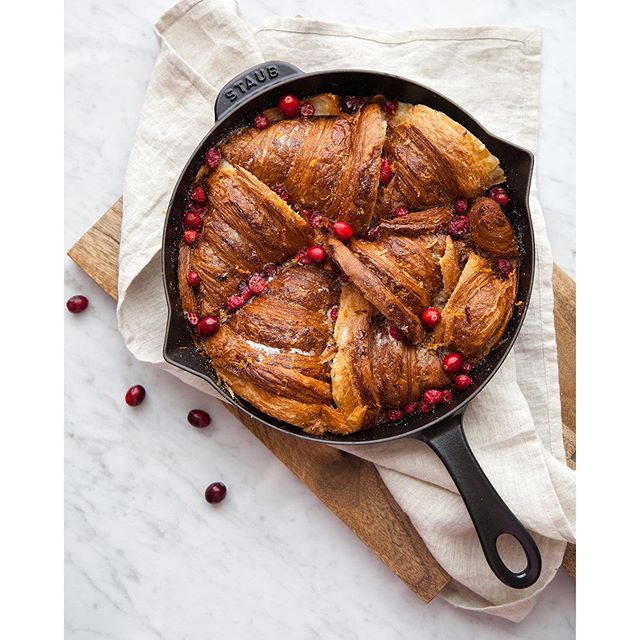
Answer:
202, 265, 368, 435
376, 105, 505, 218
221, 101, 387, 234
179, 94, 521, 435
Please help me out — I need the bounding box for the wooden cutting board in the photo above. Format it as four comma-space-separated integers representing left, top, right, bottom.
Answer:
68, 198, 576, 602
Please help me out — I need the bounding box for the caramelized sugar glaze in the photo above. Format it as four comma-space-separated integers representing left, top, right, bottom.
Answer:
178, 94, 520, 435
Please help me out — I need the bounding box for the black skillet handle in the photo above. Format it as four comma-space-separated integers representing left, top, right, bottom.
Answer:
214, 61, 303, 121
415, 413, 542, 589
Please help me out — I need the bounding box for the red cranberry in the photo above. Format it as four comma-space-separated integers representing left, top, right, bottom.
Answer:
184, 212, 203, 229
205, 481, 226, 503
187, 271, 201, 286
461, 362, 473, 375
295, 248, 311, 265
379, 157, 393, 186
496, 258, 513, 277
453, 374, 473, 391
279, 94, 300, 118
419, 402, 433, 414
205, 146, 221, 170
364, 226, 379, 242
183, 229, 199, 245
125, 385, 146, 407
191, 186, 207, 203
388, 408, 404, 422
384, 99, 398, 114
448, 215, 470, 238
420, 307, 441, 329
227, 294, 247, 310
308, 211, 323, 229
188, 409, 211, 428
306, 245, 326, 263
248, 273, 267, 294
238, 282, 253, 303
339, 272, 350, 283
332, 221, 353, 242
489, 187, 510, 206
393, 205, 409, 218
423, 389, 444, 405
300, 102, 315, 117
443, 352, 465, 374
453, 197, 468, 214
186, 202, 206, 215
197, 316, 220, 336
300, 208, 311, 220
271, 184, 291, 203
389, 326, 403, 341
253, 114, 269, 130
184, 311, 199, 326
66, 295, 89, 313
262, 263, 278, 278
403, 402, 418, 415
329, 306, 339, 322
441, 389, 453, 403
342, 96, 365, 114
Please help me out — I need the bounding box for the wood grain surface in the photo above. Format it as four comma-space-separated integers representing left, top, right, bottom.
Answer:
68, 197, 576, 596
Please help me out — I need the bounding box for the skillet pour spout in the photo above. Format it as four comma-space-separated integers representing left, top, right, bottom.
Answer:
162, 61, 540, 588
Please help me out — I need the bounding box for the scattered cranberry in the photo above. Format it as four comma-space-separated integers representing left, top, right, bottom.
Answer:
184, 311, 199, 326
205, 481, 226, 503
183, 229, 199, 245
364, 226, 379, 242
389, 326, 403, 341
419, 402, 433, 414
489, 187, 510, 206
496, 258, 512, 277
441, 389, 453, 403
461, 362, 473, 375
191, 186, 207, 203
329, 306, 339, 322
295, 248, 311, 265
454, 374, 473, 391
308, 211, 323, 229
306, 245, 326, 263
227, 294, 247, 310
379, 157, 393, 185
187, 271, 201, 286
197, 316, 220, 336
388, 408, 404, 422
393, 205, 409, 218
184, 212, 203, 229
423, 389, 444, 405
205, 146, 221, 170
404, 402, 418, 415
66, 295, 89, 313
188, 409, 212, 428
448, 215, 470, 239
442, 352, 465, 374
384, 99, 398, 114
342, 95, 365, 113
125, 385, 146, 407
279, 94, 300, 118
253, 114, 269, 130
453, 197, 468, 214
332, 221, 353, 242
248, 273, 267, 295
262, 263, 278, 278
339, 272, 350, 283
271, 184, 291, 203
186, 202, 206, 215
420, 307, 441, 329
300, 102, 315, 118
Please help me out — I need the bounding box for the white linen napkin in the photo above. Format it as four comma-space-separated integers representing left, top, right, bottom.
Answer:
117, 0, 575, 622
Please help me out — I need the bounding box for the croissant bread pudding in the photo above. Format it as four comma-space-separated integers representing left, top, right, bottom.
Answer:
178, 93, 521, 435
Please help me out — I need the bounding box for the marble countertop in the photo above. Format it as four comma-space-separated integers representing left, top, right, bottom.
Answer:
65, 1, 575, 638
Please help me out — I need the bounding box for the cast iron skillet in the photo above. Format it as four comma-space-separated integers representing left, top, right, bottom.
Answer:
162, 62, 541, 589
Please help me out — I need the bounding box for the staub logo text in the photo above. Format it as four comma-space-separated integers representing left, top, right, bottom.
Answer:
224, 65, 279, 102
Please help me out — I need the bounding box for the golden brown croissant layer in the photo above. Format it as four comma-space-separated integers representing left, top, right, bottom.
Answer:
178, 95, 521, 435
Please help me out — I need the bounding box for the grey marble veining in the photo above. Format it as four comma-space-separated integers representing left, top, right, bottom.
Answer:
65, 1, 575, 638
